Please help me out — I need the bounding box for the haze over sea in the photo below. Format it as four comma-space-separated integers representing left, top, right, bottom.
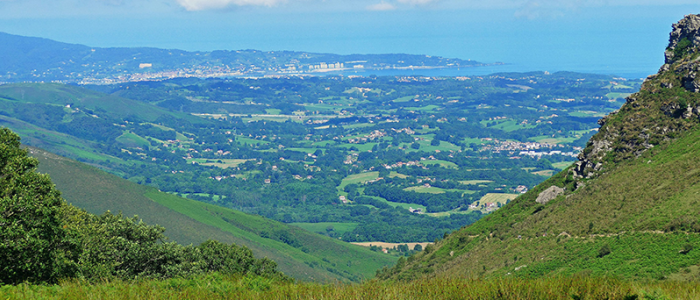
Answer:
1, 2, 700, 79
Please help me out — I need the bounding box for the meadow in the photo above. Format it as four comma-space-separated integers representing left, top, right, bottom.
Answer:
2, 275, 698, 300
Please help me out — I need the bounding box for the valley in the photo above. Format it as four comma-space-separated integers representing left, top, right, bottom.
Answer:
5, 10, 700, 299
0, 71, 641, 245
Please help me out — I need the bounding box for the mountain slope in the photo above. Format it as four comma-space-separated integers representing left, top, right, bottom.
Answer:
381, 14, 700, 281
29, 147, 396, 282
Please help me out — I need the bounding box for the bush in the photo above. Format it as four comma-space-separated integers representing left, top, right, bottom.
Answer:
0, 128, 66, 284
597, 244, 612, 258
0, 127, 285, 284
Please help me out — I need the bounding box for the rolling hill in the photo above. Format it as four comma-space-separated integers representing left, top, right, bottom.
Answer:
380, 14, 700, 282
0, 31, 485, 83
28, 146, 396, 282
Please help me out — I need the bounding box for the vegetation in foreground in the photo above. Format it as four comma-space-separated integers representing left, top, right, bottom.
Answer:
0, 127, 283, 285
29, 145, 396, 283
2, 275, 699, 300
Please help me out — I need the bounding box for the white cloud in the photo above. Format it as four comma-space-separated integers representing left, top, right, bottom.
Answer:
176, 0, 284, 11
366, 2, 396, 11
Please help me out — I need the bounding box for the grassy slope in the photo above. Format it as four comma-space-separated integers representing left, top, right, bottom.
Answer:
384, 41, 700, 280
29, 147, 396, 283
384, 126, 700, 280
0, 83, 199, 122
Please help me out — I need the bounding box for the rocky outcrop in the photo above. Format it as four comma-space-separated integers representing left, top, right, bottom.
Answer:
573, 14, 700, 181
535, 186, 565, 205
665, 14, 700, 64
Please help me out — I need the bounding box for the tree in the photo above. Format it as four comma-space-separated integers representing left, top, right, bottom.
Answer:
0, 128, 66, 284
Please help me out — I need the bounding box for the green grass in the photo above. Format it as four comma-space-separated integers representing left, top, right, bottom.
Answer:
338, 143, 377, 152
116, 131, 151, 148
459, 180, 492, 185
236, 136, 270, 145
403, 105, 441, 112
552, 161, 574, 170
342, 123, 375, 129
286, 147, 322, 154
568, 111, 607, 117
362, 196, 427, 213
386, 124, 700, 281
0, 83, 202, 123
420, 160, 458, 169
606, 92, 632, 99
480, 120, 537, 132
392, 95, 415, 102
186, 158, 252, 169
403, 185, 446, 194
31, 147, 396, 283
477, 193, 518, 205
529, 135, 578, 144
4, 274, 698, 300
403, 138, 461, 153
338, 172, 379, 190
403, 185, 474, 196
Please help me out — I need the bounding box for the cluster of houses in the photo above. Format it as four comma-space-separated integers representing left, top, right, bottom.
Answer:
346, 130, 387, 143
480, 139, 582, 158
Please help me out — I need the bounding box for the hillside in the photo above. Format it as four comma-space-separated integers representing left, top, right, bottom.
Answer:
381, 14, 700, 281
0, 31, 485, 83
28, 146, 396, 282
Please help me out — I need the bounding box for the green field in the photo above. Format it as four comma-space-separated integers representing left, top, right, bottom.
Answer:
530, 135, 578, 144
404, 185, 447, 194
568, 111, 608, 117
552, 161, 574, 170
364, 195, 427, 212
116, 131, 151, 148
236, 136, 270, 145
480, 119, 536, 132
404, 185, 474, 196
606, 92, 632, 99
392, 95, 415, 102
186, 158, 252, 169
420, 159, 458, 169
338, 172, 379, 190
459, 180, 492, 185
478, 193, 518, 204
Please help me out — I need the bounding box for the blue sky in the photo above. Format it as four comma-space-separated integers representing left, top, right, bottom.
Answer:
1, 0, 699, 77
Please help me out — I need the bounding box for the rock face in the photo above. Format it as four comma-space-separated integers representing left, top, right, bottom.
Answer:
573, 14, 700, 181
665, 14, 700, 64
535, 186, 565, 205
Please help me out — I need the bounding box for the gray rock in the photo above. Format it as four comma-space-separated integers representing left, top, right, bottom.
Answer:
535, 186, 565, 205
666, 14, 700, 64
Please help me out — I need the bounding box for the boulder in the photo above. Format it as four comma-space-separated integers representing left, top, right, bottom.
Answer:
535, 186, 565, 205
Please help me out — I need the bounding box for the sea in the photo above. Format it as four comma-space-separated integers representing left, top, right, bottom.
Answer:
2, 5, 698, 79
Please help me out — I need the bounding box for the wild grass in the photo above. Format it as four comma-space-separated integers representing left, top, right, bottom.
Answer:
2, 275, 698, 300
31, 147, 395, 283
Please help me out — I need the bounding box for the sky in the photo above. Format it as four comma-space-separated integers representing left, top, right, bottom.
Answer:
1, 0, 700, 78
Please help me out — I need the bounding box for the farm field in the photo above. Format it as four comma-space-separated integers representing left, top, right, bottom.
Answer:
0, 73, 640, 244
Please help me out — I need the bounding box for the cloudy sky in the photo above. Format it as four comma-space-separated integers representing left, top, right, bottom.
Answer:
1, 0, 699, 76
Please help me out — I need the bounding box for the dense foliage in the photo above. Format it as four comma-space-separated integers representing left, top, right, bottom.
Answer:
0, 128, 283, 285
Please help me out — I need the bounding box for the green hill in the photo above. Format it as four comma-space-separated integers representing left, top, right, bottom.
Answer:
28, 146, 396, 282
381, 14, 700, 282
0, 83, 206, 169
